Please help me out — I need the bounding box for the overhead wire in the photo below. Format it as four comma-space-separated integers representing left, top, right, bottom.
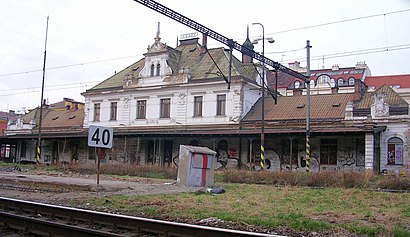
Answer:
265, 9, 410, 37
0, 8, 409, 108
0, 54, 141, 77
284, 44, 410, 63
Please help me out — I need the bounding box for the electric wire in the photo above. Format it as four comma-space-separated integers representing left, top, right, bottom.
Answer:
2, 8, 408, 78
284, 43, 410, 63
265, 9, 410, 37
0, 8, 409, 111
0, 55, 141, 77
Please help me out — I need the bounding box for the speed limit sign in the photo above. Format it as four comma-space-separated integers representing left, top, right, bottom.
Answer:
88, 125, 113, 148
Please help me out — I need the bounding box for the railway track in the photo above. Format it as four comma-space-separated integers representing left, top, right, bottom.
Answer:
0, 197, 283, 237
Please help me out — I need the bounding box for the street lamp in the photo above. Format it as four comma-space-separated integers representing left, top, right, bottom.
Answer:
252, 22, 274, 170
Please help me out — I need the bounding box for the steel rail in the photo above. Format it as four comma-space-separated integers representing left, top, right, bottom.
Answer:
0, 211, 124, 237
0, 197, 283, 237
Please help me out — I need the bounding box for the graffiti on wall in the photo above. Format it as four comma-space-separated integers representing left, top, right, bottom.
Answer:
356, 139, 365, 166
338, 146, 356, 167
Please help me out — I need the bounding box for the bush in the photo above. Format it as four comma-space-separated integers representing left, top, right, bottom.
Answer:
377, 175, 410, 190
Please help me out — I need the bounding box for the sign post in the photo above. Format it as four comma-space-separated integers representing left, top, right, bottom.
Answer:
88, 125, 113, 186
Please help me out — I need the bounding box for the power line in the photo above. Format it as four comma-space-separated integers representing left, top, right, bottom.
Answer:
284, 43, 410, 63
265, 47, 306, 55
1, 9, 408, 78
265, 9, 410, 37
0, 81, 98, 98
0, 54, 140, 77
206, 9, 410, 45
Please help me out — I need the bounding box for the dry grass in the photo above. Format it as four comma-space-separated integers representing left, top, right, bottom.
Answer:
217, 169, 410, 190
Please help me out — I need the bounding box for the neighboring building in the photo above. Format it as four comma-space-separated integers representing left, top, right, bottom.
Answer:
0, 98, 85, 163
49, 97, 85, 111
0, 110, 17, 136
364, 74, 410, 103
269, 61, 370, 97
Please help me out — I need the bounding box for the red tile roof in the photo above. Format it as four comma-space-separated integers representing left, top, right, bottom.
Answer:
243, 93, 355, 121
364, 74, 410, 89
268, 67, 366, 89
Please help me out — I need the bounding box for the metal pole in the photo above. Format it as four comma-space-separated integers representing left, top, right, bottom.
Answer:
252, 23, 265, 169
228, 45, 233, 90
306, 40, 311, 173
275, 69, 278, 104
37, 16, 49, 164
261, 25, 265, 170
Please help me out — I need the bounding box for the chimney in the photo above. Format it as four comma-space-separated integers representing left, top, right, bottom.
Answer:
288, 61, 301, 71
200, 33, 207, 54
332, 64, 339, 71
353, 79, 365, 101
355, 61, 367, 69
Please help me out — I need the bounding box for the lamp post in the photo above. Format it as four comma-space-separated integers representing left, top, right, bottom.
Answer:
252, 23, 274, 169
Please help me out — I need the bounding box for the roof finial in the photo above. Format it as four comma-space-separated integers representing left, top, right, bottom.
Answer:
155, 22, 161, 43
247, 24, 249, 39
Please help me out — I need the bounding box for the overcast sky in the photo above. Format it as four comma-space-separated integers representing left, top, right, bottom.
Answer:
1, 0, 409, 112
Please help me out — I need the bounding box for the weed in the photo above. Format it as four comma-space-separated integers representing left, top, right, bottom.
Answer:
393, 225, 410, 237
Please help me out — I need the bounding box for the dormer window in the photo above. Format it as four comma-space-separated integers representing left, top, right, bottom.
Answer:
318, 75, 330, 84
337, 78, 344, 86
156, 63, 160, 76
150, 64, 155, 77
294, 81, 300, 88
348, 77, 355, 86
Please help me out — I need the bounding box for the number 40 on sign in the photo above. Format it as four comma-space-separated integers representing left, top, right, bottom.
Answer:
87, 125, 113, 149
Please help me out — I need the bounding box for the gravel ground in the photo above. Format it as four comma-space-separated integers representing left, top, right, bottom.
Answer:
0, 168, 201, 205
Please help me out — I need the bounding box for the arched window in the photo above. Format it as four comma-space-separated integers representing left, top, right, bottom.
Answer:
387, 137, 403, 165
318, 75, 330, 84
150, 64, 155, 77
337, 78, 344, 86
156, 63, 160, 76
348, 77, 355, 86
294, 81, 300, 89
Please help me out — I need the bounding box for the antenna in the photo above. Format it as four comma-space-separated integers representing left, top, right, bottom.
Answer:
37, 15, 49, 164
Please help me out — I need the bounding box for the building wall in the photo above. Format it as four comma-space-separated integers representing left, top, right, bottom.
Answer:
379, 123, 409, 175
84, 80, 260, 128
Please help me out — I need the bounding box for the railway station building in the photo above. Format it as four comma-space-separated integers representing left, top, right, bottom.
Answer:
1, 29, 409, 176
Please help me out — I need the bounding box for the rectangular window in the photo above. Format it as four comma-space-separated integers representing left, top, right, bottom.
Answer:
216, 94, 226, 116
136, 100, 147, 119
193, 96, 203, 117
160, 98, 170, 118
93, 103, 100, 121
320, 139, 337, 165
110, 102, 117, 120
388, 143, 403, 165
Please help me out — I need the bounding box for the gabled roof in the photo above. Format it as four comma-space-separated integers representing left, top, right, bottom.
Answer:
355, 84, 408, 109
364, 74, 410, 89
89, 58, 145, 91
17, 107, 84, 129
85, 40, 258, 93
243, 93, 355, 121
41, 109, 84, 128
